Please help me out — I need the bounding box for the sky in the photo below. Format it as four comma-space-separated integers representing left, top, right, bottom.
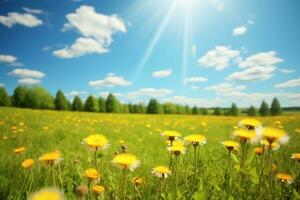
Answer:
0, 0, 299, 107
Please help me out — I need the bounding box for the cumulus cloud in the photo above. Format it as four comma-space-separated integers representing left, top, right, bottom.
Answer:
198, 46, 240, 70
152, 69, 172, 78
279, 68, 295, 74
206, 83, 246, 96
22, 7, 43, 15
184, 76, 208, 84
89, 73, 131, 89
18, 78, 41, 85
0, 12, 43, 28
0, 54, 17, 63
275, 77, 300, 89
54, 5, 126, 58
164, 96, 223, 107
53, 37, 108, 58
226, 66, 276, 81
126, 88, 173, 99
8, 68, 45, 79
65, 91, 87, 98
233, 26, 247, 36
238, 51, 283, 68
99, 91, 123, 98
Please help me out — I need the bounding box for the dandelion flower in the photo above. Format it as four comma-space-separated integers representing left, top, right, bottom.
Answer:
254, 147, 263, 156
92, 185, 105, 195
132, 177, 144, 186
152, 166, 171, 178
261, 140, 280, 150
14, 146, 25, 154
39, 151, 61, 165
167, 140, 186, 155
2, 136, 8, 140
83, 134, 109, 150
291, 153, 300, 162
222, 140, 239, 151
238, 118, 262, 130
161, 130, 181, 144
262, 127, 289, 145
85, 168, 100, 181
112, 153, 140, 171
234, 129, 256, 142
21, 158, 34, 169
276, 173, 293, 184
30, 187, 64, 200
184, 134, 207, 147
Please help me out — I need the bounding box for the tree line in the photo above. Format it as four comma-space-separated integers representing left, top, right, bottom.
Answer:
0, 85, 282, 116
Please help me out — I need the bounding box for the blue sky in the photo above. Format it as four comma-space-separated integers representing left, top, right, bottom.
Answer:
0, 0, 299, 107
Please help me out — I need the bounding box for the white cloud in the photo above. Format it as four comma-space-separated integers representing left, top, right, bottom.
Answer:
89, 73, 131, 89
0, 83, 4, 87
226, 66, 276, 81
126, 88, 173, 99
238, 51, 283, 68
65, 91, 87, 97
198, 46, 240, 70
0, 54, 17, 63
53, 37, 108, 58
275, 77, 300, 89
0, 12, 42, 28
190, 86, 200, 90
233, 26, 247, 36
279, 68, 295, 74
22, 7, 43, 14
99, 91, 123, 98
184, 76, 208, 84
152, 69, 172, 78
54, 5, 126, 58
8, 68, 46, 79
164, 96, 223, 107
227, 51, 282, 82
206, 83, 246, 96
18, 78, 41, 85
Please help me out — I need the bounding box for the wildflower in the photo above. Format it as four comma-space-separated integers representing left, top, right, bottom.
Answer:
39, 151, 61, 165
233, 129, 256, 142
74, 185, 88, 198
21, 159, 34, 169
14, 146, 25, 154
291, 153, 300, 162
30, 187, 64, 200
83, 134, 109, 150
92, 185, 105, 195
276, 173, 293, 184
112, 153, 140, 171
261, 140, 280, 150
238, 118, 262, 130
167, 140, 186, 156
85, 168, 100, 181
262, 127, 289, 145
2, 136, 8, 140
295, 128, 300, 134
184, 134, 207, 147
222, 140, 239, 151
132, 177, 144, 186
161, 130, 181, 144
254, 147, 263, 156
152, 166, 171, 178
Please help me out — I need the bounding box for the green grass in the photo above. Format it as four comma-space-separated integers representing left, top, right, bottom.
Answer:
1, 107, 300, 199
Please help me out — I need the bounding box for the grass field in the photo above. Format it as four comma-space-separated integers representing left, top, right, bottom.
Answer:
1, 107, 300, 199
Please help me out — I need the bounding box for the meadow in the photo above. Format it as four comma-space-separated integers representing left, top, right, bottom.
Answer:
0, 107, 300, 200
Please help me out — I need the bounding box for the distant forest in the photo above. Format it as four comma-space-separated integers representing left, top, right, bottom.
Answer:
0, 85, 297, 116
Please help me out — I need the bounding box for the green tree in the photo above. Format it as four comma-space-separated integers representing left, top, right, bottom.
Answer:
200, 108, 208, 115
72, 96, 83, 111
84, 96, 99, 112
270, 97, 282, 116
98, 97, 106, 113
163, 103, 177, 114
192, 106, 200, 115
106, 94, 120, 113
147, 99, 163, 114
259, 100, 270, 116
12, 86, 28, 107
0, 86, 11, 106
25, 86, 54, 109
214, 107, 222, 116
54, 90, 68, 110
229, 103, 239, 116
248, 106, 257, 116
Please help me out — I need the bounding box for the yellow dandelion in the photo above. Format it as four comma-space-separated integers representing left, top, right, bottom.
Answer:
184, 134, 207, 146
152, 166, 171, 178
262, 127, 289, 145
238, 118, 262, 130
167, 140, 186, 155
291, 153, 300, 162
112, 153, 140, 171
222, 140, 239, 151
233, 129, 256, 141
261, 139, 280, 150
30, 187, 64, 200
85, 168, 100, 181
92, 185, 105, 195
161, 130, 181, 143
132, 177, 144, 186
83, 134, 109, 150
254, 147, 263, 156
276, 173, 293, 184
119, 140, 125, 145
2, 136, 8, 140
39, 151, 61, 165
14, 146, 25, 154
295, 128, 300, 134
21, 158, 34, 169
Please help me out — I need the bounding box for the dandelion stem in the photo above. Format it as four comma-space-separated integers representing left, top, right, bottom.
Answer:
94, 149, 98, 170
121, 168, 128, 199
